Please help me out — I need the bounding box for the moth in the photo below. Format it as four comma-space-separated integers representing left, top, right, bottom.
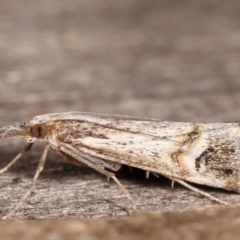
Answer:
0, 112, 238, 218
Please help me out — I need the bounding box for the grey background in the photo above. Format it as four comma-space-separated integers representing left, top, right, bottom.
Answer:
0, 0, 240, 231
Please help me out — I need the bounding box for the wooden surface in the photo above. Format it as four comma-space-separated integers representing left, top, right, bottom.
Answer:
1, 0, 240, 238
1, 207, 240, 240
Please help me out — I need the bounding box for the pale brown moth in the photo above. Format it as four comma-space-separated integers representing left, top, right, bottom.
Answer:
1, 111, 237, 219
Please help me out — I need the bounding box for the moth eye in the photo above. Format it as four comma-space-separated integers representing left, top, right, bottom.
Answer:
32, 124, 47, 138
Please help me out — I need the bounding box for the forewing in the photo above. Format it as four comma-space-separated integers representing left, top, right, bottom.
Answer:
57, 118, 194, 177
53, 116, 240, 192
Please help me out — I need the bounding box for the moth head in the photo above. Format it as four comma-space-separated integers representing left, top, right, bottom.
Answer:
0, 122, 27, 140
31, 124, 47, 139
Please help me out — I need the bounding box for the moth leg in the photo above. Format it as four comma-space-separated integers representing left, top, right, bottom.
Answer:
146, 171, 159, 179
2, 144, 49, 219
172, 178, 228, 205
0, 142, 33, 174
59, 145, 137, 212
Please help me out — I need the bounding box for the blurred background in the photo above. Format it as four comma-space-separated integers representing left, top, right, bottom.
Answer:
1, 0, 240, 124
